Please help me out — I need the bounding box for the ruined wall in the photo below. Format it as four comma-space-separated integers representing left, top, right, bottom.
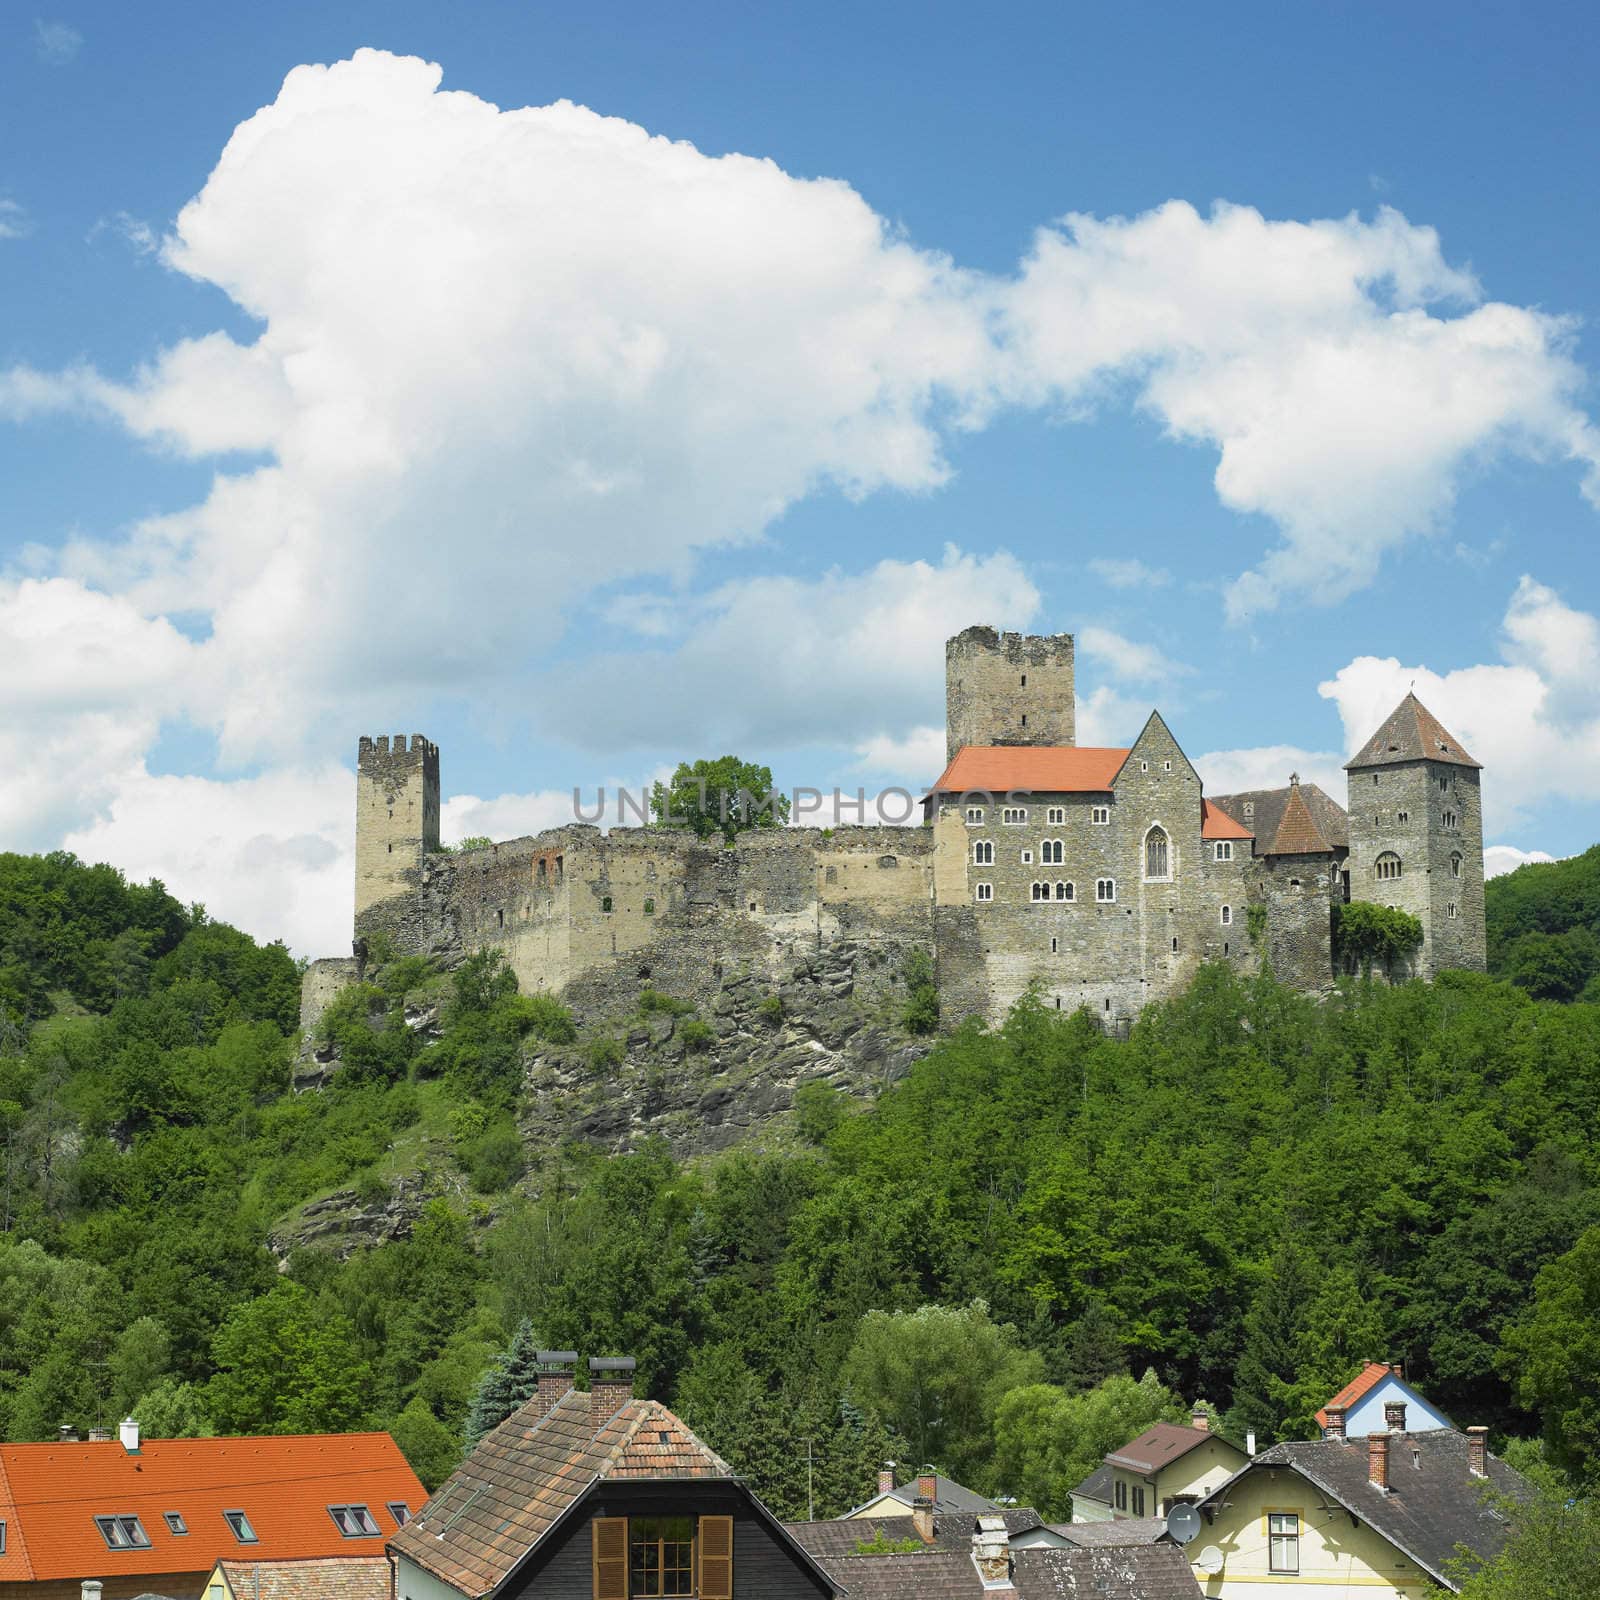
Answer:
300, 955, 361, 1036
945, 627, 1076, 760
354, 733, 440, 927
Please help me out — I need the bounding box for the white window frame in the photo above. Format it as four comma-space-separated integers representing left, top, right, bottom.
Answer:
972, 840, 994, 866
1021, 849, 1033, 864
1046, 806, 1065, 824
965, 806, 984, 825
975, 882, 993, 903
1057, 881, 1073, 901
1221, 905, 1233, 926
1143, 825, 1171, 882
1375, 853, 1402, 882
1268, 1513, 1300, 1575
1096, 878, 1116, 903
1139, 759, 1149, 773
1041, 838, 1064, 865
1214, 840, 1233, 862
1163, 759, 1172, 771
1091, 806, 1110, 825
1001, 806, 1028, 825
1031, 881, 1050, 903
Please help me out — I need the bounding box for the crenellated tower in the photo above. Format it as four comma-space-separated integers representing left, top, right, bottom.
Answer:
1344, 694, 1485, 977
945, 626, 1075, 760
355, 734, 440, 927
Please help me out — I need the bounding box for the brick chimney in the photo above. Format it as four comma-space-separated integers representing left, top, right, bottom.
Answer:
912, 1468, 937, 1544
1467, 1426, 1488, 1478
1323, 1405, 1347, 1442
1190, 1403, 1211, 1433
1384, 1400, 1407, 1433
588, 1356, 636, 1430
1368, 1430, 1391, 1492
1390, 1361, 1404, 1379
972, 1514, 1011, 1585
537, 1351, 578, 1416
877, 1460, 897, 1496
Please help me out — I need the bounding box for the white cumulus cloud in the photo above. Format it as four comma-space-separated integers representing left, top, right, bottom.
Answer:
1485, 845, 1558, 879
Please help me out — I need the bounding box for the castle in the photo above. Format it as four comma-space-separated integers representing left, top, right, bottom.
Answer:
306, 626, 1486, 1035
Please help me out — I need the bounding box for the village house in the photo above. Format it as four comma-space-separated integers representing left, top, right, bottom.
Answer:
0, 1420, 422, 1600
1071, 1409, 1246, 1525
204, 1555, 389, 1600
1314, 1364, 1453, 1438
1188, 1425, 1527, 1595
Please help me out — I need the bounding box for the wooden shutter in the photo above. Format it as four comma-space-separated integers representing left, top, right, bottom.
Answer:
698, 1514, 733, 1600
593, 1516, 629, 1600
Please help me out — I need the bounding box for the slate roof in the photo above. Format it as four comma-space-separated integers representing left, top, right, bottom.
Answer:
812, 1544, 1201, 1599
1050, 1518, 1169, 1548
1069, 1463, 1113, 1509
1105, 1423, 1222, 1475
786, 1509, 1046, 1558
1207, 782, 1350, 852
860, 1473, 1002, 1516
216, 1557, 390, 1600
928, 747, 1129, 796
1315, 1362, 1398, 1428
1345, 693, 1481, 771
1199, 1430, 1529, 1591
0, 1432, 422, 1582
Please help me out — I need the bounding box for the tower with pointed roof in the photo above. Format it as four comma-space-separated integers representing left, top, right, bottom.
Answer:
1344, 693, 1485, 977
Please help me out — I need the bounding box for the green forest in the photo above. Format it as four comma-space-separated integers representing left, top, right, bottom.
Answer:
3, 845, 1600, 1545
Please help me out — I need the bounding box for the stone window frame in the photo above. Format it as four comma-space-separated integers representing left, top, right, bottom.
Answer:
972, 840, 994, 866
1031, 881, 1051, 903
1448, 901, 1460, 918
1143, 824, 1172, 882
1046, 806, 1066, 824
1214, 840, 1233, 862
1057, 881, 1074, 901
1095, 877, 1116, 903
1001, 806, 1028, 826
1450, 852, 1463, 879
1375, 852, 1402, 882
1041, 837, 1065, 865
1243, 800, 1255, 819
975, 882, 994, 903
1163, 759, 1173, 772
1139, 759, 1149, 773
1442, 809, 1459, 829
965, 806, 985, 825
601, 896, 614, 913
1397, 810, 1409, 823
1021, 849, 1033, 864
1221, 905, 1233, 926
1091, 805, 1110, 825
643, 897, 657, 915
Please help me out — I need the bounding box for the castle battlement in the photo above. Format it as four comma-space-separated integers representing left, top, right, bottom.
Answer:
359, 733, 438, 758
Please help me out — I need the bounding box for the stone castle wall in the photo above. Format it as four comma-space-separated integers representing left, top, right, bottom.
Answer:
945, 626, 1076, 759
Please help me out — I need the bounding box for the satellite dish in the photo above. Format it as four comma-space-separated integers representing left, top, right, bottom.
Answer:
1165, 1503, 1203, 1545
1194, 1545, 1225, 1576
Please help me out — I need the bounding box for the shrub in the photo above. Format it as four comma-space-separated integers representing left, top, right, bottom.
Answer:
680, 1017, 714, 1051
460, 1122, 525, 1193
639, 988, 694, 1017
757, 993, 784, 1025
1334, 901, 1424, 976
586, 1035, 625, 1071
901, 946, 940, 1035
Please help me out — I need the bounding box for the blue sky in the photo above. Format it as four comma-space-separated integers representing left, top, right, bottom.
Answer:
2, 1, 1598, 953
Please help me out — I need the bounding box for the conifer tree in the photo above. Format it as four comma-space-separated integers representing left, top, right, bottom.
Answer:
465, 1319, 542, 1445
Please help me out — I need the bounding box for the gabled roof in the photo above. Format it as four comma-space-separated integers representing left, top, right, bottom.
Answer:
1200, 800, 1253, 841
216, 1557, 390, 1600
928, 747, 1129, 796
851, 1472, 1000, 1518
1198, 1430, 1529, 1591
1105, 1422, 1237, 1476
1315, 1362, 1398, 1428
811, 1543, 1201, 1600
1267, 777, 1333, 856
0, 1432, 422, 1582
787, 1509, 1045, 1558
1206, 782, 1349, 851
1049, 1517, 1170, 1548
389, 1387, 831, 1600
1070, 1462, 1113, 1507
1345, 693, 1481, 771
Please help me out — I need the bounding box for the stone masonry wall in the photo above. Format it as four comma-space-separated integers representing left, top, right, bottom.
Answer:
945, 626, 1076, 759
354, 734, 440, 925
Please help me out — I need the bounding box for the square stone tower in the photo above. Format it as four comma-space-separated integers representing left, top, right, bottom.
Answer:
355, 734, 441, 923
1344, 694, 1485, 976
945, 626, 1075, 761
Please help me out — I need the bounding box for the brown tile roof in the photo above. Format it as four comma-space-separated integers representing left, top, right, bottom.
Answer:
1345, 693, 1481, 771
1105, 1422, 1225, 1475
1267, 778, 1333, 856
1207, 782, 1349, 852
217, 1557, 389, 1600
388, 1389, 735, 1597
1200, 800, 1253, 841
929, 747, 1129, 796
1315, 1362, 1396, 1428
812, 1545, 1200, 1599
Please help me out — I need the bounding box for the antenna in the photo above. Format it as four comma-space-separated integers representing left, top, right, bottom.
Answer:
1194, 1544, 1224, 1575
1165, 1503, 1203, 1545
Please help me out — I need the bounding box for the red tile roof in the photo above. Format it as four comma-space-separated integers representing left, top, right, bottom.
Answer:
929, 747, 1129, 795
1314, 1362, 1396, 1428
1267, 780, 1333, 856
1200, 800, 1253, 841
0, 1432, 423, 1582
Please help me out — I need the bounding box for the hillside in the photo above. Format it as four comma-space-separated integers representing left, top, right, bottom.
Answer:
1487, 844, 1600, 1000
2, 849, 1599, 1512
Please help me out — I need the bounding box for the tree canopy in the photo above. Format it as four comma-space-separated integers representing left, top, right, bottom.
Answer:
650, 756, 789, 841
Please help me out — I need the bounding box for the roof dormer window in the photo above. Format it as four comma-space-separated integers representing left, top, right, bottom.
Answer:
329, 1503, 382, 1537
224, 1509, 258, 1544
94, 1515, 152, 1550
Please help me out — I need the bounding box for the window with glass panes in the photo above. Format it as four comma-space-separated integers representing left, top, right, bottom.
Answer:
1268, 1512, 1299, 1573
630, 1517, 696, 1597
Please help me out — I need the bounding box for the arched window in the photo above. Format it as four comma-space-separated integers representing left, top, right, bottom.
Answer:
1056, 881, 1073, 901
1375, 853, 1402, 882
1031, 881, 1050, 902
973, 840, 994, 866
1144, 826, 1170, 881
1041, 838, 1065, 865
1450, 852, 1463, 879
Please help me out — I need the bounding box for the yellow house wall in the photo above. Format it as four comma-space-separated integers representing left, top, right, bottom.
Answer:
1110, 1438, 1244, 1518
1194, 1467, 1432, 1597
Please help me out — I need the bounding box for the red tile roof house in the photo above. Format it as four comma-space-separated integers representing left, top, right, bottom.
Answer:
388, 1355, 840, 1600
0, 1419, 423, 1600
